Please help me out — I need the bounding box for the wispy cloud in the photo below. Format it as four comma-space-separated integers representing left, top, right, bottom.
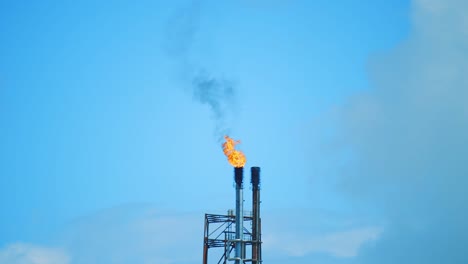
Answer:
262, 210, 382, 260
264, 226, 382, 258
0, 243, 70, 264
58, 205, 201, 264
0, 205, 381, 264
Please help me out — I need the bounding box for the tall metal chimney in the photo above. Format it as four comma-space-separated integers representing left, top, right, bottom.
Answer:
234, 167, 244, 264
251, 167, 262, 264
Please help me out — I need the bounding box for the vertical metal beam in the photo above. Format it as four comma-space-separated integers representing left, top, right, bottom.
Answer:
258, 218, 262, 263
203, 214, 208, 264
234, 167, 244, 264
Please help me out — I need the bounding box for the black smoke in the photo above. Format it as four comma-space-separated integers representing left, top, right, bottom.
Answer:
192, 72, 235, 140
163, 1, 237, 141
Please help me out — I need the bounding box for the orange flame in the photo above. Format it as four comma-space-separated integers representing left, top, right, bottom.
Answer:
222, 136, 246, 168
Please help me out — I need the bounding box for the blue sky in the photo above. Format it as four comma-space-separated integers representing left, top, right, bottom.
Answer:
1, 0, 467, 263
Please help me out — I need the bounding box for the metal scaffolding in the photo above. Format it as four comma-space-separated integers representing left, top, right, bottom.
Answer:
202, 212, 261, 264
203, 166, 262, 264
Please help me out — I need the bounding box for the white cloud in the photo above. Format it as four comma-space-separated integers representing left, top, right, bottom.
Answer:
0, 205, 383, 264
308, 0, 468, 263
63, 207, 381, 263
0, 243, 70, 264
264, 226, 382, 258
57, 205, 202, 264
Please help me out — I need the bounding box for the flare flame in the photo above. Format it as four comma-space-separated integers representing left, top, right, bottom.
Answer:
222, 136, 246, 168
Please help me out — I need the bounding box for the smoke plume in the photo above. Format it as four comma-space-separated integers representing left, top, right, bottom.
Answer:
164, 1, 237, 141
192, 72, 235, 140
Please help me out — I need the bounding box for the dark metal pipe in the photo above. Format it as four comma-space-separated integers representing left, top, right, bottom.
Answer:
234, 167, 244, 264
251, 167, 261, 264
203, 215, 209, 264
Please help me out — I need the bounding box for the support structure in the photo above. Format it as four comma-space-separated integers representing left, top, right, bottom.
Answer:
202, 166, 262, 264
202, 213, 253, 264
